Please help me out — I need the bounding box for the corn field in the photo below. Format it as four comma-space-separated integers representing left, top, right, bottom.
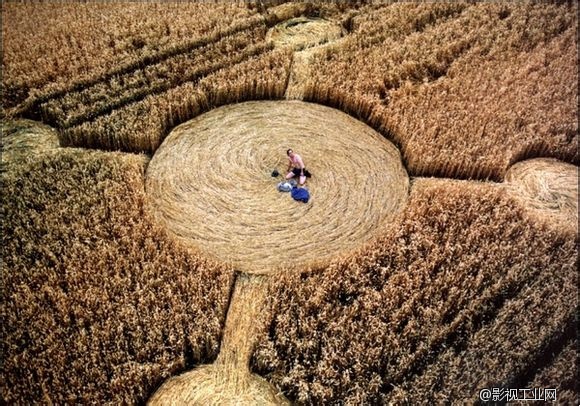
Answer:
1, 2, 578, 405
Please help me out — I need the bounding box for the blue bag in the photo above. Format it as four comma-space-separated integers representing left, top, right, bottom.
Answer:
291, 186, 310, 203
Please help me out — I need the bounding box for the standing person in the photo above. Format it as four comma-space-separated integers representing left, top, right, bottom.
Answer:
285, 148, 311, 185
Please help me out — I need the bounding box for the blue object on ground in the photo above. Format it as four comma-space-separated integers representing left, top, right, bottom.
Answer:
291, 186, 310, 203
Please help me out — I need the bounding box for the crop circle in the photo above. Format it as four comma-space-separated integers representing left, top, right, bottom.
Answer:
146, 101, 408, 273
505, 157, 578, 229
266, 17, 345, 50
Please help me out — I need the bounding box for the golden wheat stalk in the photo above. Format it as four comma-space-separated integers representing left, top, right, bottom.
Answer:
148, 274, 289, 405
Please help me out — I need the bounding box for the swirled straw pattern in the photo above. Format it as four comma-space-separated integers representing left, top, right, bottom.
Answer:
1, 119, 60, 166
505, 158, 578, 231
146, 101, 409, 273
147, 364, 288, 406
266, 17, 344, 50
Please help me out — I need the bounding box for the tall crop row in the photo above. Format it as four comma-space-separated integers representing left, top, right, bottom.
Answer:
1, 2, 257, 108
2, 2, 299, 154
300, 3, 469, 123
251, 179, 577, 404
1, 148, 235, 404
384, 21, 578, 180
59, 48, 292, 153
385, 242, 577, 403
528, 339, 578, 403
302, 3, 578, 180
38, 26, 268, 128
3, 3, 577, 174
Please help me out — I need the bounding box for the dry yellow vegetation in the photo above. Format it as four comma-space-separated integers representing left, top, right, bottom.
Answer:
3, 3, 576, 180
1, 143, 234, 404
252, 179, 577, 404
303, 3, 578, 180
2, 2, 304, 152
1, 2, 256, 107
1, 1, 578, 404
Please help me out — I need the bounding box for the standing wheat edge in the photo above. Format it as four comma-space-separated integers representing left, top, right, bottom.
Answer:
285, 148, 311, 185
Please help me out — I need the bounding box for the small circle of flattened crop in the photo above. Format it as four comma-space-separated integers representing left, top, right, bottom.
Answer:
505, 157, 578, 231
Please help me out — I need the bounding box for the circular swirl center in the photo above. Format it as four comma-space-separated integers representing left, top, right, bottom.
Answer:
505, 157, 578, 229
146, 101, 409, 273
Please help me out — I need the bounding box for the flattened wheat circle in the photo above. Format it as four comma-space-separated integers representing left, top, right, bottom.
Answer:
146, 101, 409, 273
505, 157, 578, 230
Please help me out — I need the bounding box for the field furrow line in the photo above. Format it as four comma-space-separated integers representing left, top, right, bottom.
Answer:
511, 312, 577, 390
359, 3, 469, 48
13, 16, 267, 117
384, 258, 577, 403
48, 42, 271, 130
13, 3, 311, 121
40, 27, 266, 121
526, 336, 578, 398
381, 221, 570, 390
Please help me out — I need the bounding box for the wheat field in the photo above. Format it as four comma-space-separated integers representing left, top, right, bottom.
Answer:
1, 2, 578, 405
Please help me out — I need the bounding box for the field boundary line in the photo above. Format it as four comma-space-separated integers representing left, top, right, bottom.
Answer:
13, 16, 266, 117
55, 43, 272, 130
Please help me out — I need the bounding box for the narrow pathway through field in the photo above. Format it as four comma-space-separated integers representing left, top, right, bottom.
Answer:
146, 11, 577, 405
278, 19, 346, 100
144, 98, 409, 403
216, 274, 269, 368
148, 273, 289, 405
284, 42, 344, 100
145, 15, 407, 404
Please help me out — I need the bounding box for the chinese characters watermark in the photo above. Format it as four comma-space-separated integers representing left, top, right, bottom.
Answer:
479, 387, 556, 402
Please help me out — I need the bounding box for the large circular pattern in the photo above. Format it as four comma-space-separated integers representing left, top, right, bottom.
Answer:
146, 101, 409, 273
505, 158, 578, 230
